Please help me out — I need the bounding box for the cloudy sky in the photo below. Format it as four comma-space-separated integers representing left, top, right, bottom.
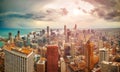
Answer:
0, 0, 120, 28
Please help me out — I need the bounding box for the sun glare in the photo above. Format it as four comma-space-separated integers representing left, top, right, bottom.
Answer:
73, 9, 80, 15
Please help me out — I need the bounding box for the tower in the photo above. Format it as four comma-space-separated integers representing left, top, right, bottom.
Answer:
47, 45, 59, 72
85, 40, 94, 72
17, 30, 20, 40
47, 26, 49, 37
8, 32, 13, 43
4, 47, 34, 72
74, 24, 77, 30
99, 48, 109, 63
64, 25, 66, 35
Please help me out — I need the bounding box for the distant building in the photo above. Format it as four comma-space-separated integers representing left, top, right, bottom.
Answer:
101, 61, 111, 72
47, 45, 59, 72
64, 25, 66, 35
8, 32, 14, 43
101, 61, 120, 72
60, 57, 66, 72
99, 48, 109, 63
85, 40, 94, 71
4, 46, 34, 72
15, 40, 24, 47
36, 59, 45, 72
17, 30, 21, 40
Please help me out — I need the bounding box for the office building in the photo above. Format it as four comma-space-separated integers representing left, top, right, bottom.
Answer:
99, 48, 109, 63
47, 45, 59, 72
47, 26, 50, 37
60, 57, 66, 72
64, 25, 66, 35
85, 40, 94, 71
17, 30, 21, 40
36, 59, 46, 72
8, 32, 14, 43
101, 61, 111, 72
4, 45, 34, 72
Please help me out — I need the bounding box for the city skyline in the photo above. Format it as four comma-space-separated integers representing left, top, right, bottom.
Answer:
0, 0, 120, 28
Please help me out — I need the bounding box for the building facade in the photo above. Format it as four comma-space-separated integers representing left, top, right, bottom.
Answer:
4, 47, 34, 72
99, 48, 109, 63
47, 45, 59, 72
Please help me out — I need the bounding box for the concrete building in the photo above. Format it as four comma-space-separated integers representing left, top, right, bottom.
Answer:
85, 40, 94, 72
8, 32, 14, 43
17, 30, 21, 40
4, 45, 34, 72
47, 45, 59, 72
99, 48, 109, 63
64, 25, 66, 35
36, 59, 45, 72
60, 57, 66, 72
101, 61, 120, 72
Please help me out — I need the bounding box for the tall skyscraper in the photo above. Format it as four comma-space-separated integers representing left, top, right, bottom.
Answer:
47, 26, 50, 37
60, 57, 66, 72
17, 30, 20, 40
99, 48, 109, 63
64, 25, 66, 35
85, 40, 94, 72
4, 46, 34, 72
70, 43, 75, 57
74, 24, 77, 30
47, 45, 59, 72
8, 32, 13, 43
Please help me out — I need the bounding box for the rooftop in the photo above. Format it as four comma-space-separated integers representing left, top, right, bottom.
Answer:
4, 43, 32, 55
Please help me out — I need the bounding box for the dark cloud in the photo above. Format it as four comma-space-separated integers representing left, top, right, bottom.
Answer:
0, 13, 33, 19
0, 0, 54, 13
0, 12, 53, 21
83, 0, 120, 21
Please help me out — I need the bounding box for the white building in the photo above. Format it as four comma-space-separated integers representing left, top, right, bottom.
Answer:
60, 57, 66, 72
4, 46, 34, 72
99, 48, 109, 63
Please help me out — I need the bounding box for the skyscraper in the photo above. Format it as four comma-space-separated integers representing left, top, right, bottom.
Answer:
64, 25, 66, 35
85, 40, 94, 72
47, 45, 59, 72
4, 45, 34, 72
17, 30, 20, 40
47, 26, 50, 37
99, 48, 109, 63
8, 32, 14, 43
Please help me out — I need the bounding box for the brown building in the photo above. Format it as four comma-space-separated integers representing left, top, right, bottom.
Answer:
85, 40, 94, 72
47, 45, 59, 72
36, 60, 45, 72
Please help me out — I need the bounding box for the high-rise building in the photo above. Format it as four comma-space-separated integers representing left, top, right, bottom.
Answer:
60, 57, 66, 72
85, 40, 94, 72
4, 45, 34, 72
70, 43, 75, 57
17, 30, 20, 40
99, 48, 109, 63
47, 26, 50, 37
47, 45, 59, 72
8, 32, 14, 43
74, 24, 77, 30
64, 25, 66, 35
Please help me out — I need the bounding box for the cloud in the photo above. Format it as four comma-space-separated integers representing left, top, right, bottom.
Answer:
84, 0, 120, 21
0, 0, 55, 13
0, 11, 52, 21
0, 7, 69, 23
